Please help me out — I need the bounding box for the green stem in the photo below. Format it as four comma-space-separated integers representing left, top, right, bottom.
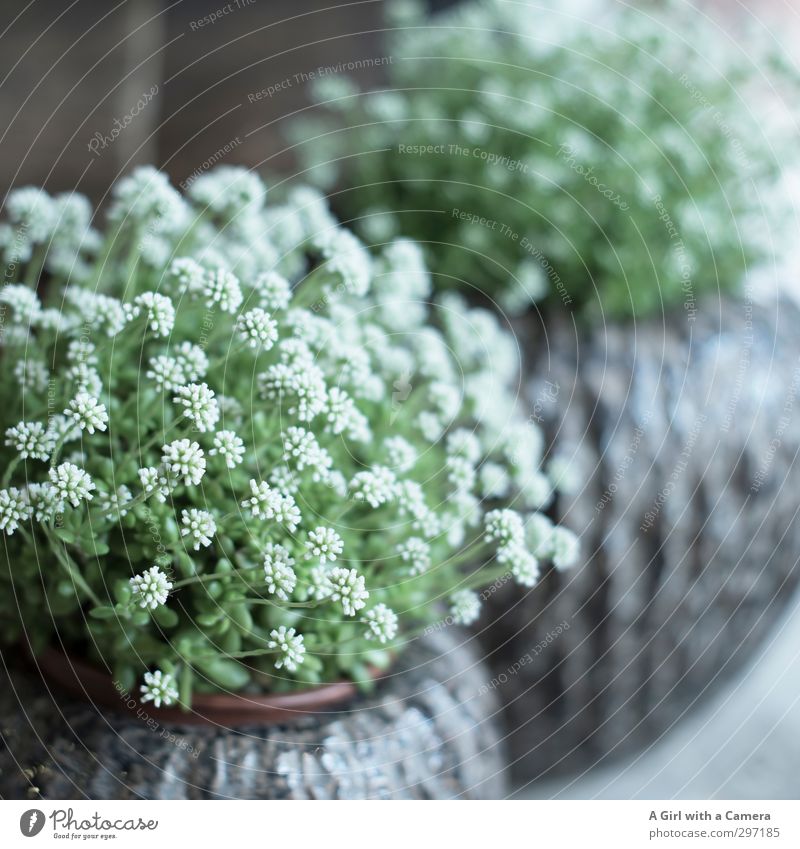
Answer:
172, 566, 261, 589
43, 526, 103, 606
1, 456, 21, 487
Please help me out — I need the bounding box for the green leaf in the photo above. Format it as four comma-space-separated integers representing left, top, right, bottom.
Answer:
194, 657, 251, 690
53, 528, 76, 545
89, 606, 117, 620
153, 606, 179, 628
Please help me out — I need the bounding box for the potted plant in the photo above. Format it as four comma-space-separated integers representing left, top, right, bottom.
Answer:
0, 165, 578, 799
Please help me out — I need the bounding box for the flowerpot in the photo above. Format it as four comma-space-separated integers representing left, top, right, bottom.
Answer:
484, 295, 800, 783
0, 628, 507, 799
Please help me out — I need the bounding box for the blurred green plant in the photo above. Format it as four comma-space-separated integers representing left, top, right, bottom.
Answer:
290, 0, 798, 317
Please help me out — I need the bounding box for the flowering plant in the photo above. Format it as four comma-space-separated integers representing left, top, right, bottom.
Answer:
292, 0, 797, 317
0, 166, 577, 707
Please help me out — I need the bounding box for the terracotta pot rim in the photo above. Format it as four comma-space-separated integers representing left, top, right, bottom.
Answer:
32, 645, 372, 727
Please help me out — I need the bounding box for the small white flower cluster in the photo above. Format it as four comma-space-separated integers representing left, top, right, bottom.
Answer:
130, 565, 173, 610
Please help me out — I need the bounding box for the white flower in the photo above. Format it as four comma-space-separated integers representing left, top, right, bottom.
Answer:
551, 526, 580, 570
255, 270, 292, 311
48, 462, 95, 507
282, 426, 330, 475
327, 566, 369, 616
397, 536, 430, 575
138, 466, 174, 502
0, 284, 41, 324
99, 485, 133, 518
130, 565, 173, 610
350, 466, 396, 508
66, 392, 108, 434
304, 526, 343, 563
429, 380, 461, 422
323, 386, 357, 436
317, 227, 372, 296
309, 563, 335, 600
147, 355, 185, 391
174, 342, 209, 382
203, 267, 243, 313
125, 292, 176, 337
167, 257, 206, 295
66, 363, 103, 397
109, 167, 186, 232
139, 669, 179, 708
395, 479, 433, 530
480, 462, 511, 498
267, 625, 306, 671
263, 543, 297, 600
63, 290, 126, 337
188, 165, 266, 219
270, 465, 299, 495
180, 508, 216, 550
525, 512, 553, 557
66, 339, 97, 365
5, 421, 53, 460
0, 487, 33, 534
447, 455, 476, 494
498, 542, 540, 587
241, 480, 301, 530
237, 307, 278, 349
416, 411, 444, 442
258, 361, 328, 423
173, 382, 219, 432
484, 509, 525, 546
364, 603, 398, 643
449, 589, 481, 626
6, 186, 55, 242
383, 435, 417, 472
26, 483, 60, 522
209, 430, 245, 468
517, 468, 553, 509
161, 439, 206, 486
14, 359, 49, 394
447, 428, 482, 464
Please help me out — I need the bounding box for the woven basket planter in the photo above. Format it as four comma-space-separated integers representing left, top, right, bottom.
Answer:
484, 295, 800, 783
0, 629, 507, 800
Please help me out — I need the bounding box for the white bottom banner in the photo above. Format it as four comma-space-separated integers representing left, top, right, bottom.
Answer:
1, 800, 798, 848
